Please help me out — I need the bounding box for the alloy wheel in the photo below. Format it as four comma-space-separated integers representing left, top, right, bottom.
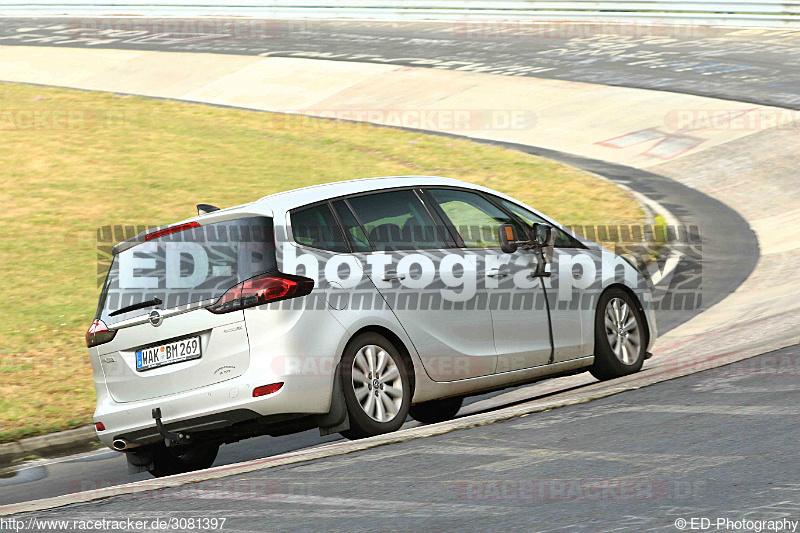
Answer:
604, 297, 641, 365
351, 344, 404, 422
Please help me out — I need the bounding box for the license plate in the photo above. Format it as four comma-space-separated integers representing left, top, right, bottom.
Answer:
136, 336, 201, 371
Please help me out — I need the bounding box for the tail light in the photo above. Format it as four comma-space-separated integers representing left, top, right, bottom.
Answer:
95, 422, 106, 432
207, 273, 314, 314
86, 319, 116, 348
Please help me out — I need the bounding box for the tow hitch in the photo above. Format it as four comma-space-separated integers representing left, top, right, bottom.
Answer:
152, 407, 192, 447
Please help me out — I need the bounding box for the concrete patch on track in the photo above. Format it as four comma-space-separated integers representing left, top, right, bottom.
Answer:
0, 46, 793, 171
648, 126, 800, 365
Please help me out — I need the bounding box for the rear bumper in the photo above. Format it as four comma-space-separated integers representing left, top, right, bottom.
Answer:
93, 304, 351, 450
117, 408, 263, 446
93, 369, 334, 450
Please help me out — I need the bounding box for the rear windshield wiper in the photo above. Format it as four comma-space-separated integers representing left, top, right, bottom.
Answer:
109, 297, 163, 317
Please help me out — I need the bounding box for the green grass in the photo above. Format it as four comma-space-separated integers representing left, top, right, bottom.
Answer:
0, 82, 643, 442
11, 455, 40, 465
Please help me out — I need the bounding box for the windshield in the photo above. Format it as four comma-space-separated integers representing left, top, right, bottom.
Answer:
96, 216, 276, 326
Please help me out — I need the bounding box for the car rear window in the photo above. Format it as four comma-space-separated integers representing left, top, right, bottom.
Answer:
96, 216, 276, 325
290, 203, 348, 253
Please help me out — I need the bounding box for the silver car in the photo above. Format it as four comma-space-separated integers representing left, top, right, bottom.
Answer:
87, 176, 657, 477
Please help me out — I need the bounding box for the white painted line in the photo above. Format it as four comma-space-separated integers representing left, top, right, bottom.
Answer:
425, 445, 521, 456
628, 189, 682, 287
650, 253, 681, 287
617, 404, 800, 416
702, 385, 800, 393
581, 172, 682, 288
190, 490, 515, 513
474, 449, 743, 474
291, 447, 415, 472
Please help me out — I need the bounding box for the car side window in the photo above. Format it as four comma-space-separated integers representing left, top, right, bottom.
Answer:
346, 190, 448, 251
291, 203, 348, 253
332, 200, 372, 252
497, 198, 582, 248
427, 188, 522, 249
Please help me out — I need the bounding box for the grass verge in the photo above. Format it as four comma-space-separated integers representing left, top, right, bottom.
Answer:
0, 82, 642, 442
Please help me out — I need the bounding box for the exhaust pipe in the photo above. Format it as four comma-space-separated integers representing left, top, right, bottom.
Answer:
112, 439, 128, 451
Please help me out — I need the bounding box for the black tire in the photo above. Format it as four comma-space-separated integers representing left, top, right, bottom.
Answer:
149, 441, 219, 478
409, 396, 463, 424
340, 332, 412, 440
590, 287, 647, 381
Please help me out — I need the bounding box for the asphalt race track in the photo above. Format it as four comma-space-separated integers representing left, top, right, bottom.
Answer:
0, 19, 799, 109
0, 17, 797, 525
13, 345, 800, 531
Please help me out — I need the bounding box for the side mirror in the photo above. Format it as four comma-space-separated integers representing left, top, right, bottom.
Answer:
532, 223, 555, 265
498, 224, 518, 254
532, 223, 554, 247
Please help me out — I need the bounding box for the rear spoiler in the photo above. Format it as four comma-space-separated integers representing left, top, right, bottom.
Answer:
111, 221, 204, 256
109, 203, 267, 256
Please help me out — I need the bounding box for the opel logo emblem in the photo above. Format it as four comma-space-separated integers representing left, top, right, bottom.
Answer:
149, 309, 163, 327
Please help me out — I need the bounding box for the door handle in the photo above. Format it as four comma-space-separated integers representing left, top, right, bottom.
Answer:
528, 269, 552, 279
486, 269, 509, 278
381, 271, 407, 282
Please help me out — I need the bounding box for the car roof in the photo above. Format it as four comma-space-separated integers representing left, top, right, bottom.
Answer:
112, 175, 592, 254
255, 175, 467, 210
113, 176, 468, 254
